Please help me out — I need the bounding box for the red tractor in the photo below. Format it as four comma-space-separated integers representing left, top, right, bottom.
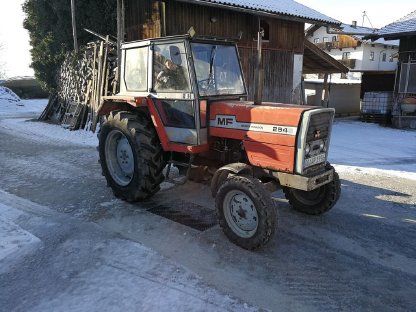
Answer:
97, 35, 341, 250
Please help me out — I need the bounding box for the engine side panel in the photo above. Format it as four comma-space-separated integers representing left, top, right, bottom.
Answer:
244, 141, 295, 173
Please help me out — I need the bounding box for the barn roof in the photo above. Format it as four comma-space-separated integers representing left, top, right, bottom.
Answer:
363, 10, 416, 40
303, 40, 349, 74
178, 0, 340, 25
378, 10, 416, 38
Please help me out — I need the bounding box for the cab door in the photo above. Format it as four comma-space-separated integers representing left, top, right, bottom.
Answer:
149, 40, 206, 147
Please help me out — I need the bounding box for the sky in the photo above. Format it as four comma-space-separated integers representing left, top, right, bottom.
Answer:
0, 0, 33, 78
296, 0, 415, 28
0, 0, 414, 78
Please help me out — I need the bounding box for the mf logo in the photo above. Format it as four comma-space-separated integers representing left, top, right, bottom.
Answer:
216, 115, 235, 126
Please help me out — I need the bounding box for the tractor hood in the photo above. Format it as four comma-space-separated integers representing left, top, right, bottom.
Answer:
209, 100, 315, 129
209, 100, 318, 147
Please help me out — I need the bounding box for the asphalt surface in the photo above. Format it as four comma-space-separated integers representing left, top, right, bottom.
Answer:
1, 113, 415, 311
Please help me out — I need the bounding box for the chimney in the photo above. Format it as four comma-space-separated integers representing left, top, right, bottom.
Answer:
352, 21, 357, 28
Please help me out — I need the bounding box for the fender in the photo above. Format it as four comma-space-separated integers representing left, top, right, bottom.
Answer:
211, 163, 253, 197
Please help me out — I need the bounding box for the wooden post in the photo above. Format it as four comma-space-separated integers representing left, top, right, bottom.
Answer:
71, 0, 78, 53
321, 73, 329, 107
160, 1, 166, 37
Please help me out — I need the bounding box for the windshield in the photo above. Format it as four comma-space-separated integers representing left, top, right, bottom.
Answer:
190, 43, 246, 97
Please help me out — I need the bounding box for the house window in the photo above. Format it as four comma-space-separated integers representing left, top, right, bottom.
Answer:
370, 51, 375, 61
382, 53, 387, 62
254, 20, 270, 41
389, 54, 394, 62
323, 37, 329, 43
260, 20, 270, 41
342, 52, 350, 60
332, 36, 337, 42
314, 38, 320, 44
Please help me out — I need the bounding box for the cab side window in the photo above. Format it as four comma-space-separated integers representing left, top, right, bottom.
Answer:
153, 43, 191, 92
124, 47, 148, 91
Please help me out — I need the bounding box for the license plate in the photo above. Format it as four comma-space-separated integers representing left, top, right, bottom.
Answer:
304, 153, 326, 168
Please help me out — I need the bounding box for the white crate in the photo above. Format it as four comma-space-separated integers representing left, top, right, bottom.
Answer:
361, 92, 393, 115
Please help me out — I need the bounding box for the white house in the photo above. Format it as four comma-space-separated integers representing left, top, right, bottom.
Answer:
306, 22, 399, 80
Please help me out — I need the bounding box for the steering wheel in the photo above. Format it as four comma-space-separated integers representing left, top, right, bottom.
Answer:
198, 77, 215, 92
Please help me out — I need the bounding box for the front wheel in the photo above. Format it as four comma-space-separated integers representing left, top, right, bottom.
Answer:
215, 175, 277, 250
283, 165, 341, 215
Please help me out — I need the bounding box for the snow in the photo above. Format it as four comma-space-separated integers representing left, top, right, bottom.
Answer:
329, 119, 416, 181
0, 98, 98, 147
0, 191, 256, 311
0, 203, 42, 274
0, 86, 21, 103
1, 99, 415, 310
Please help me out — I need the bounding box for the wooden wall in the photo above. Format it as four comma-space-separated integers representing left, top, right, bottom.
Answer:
399, 37, 416, 61
124, 0, 305, 103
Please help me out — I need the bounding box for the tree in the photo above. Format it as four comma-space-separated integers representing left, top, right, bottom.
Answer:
23, 0, 117, 91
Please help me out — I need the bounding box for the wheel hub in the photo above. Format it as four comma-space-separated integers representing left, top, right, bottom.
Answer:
224, 190, 258, 238
105, 130, 135, 186
116, 137, 134, 174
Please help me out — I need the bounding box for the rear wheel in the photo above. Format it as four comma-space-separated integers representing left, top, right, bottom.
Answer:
98, 111, 165, 202
215, 175, 277, 250
283, 165, 340, 215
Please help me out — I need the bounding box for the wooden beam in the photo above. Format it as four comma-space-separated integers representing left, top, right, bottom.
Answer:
71, 0, 78, 53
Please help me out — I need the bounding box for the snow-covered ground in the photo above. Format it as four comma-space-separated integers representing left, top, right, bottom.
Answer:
330, 119, 416, 181
1, 96, 415, 311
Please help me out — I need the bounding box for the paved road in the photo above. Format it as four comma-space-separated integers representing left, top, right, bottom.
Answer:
1, 113, 415, 311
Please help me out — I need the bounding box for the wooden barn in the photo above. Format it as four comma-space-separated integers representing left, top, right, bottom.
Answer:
117, 0, 340, 104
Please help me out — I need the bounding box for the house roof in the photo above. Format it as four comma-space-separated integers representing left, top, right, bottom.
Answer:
377, 10, 416, 38
178, 0, 340, 25
338, 23, 376, 35
306, 23, 399, 46
303, 40, 349, 74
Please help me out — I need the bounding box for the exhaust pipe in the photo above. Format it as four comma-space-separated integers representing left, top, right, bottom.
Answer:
254, 22, 264, 105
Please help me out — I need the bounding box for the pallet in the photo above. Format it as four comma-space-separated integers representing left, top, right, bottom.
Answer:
360, 113, 391, 125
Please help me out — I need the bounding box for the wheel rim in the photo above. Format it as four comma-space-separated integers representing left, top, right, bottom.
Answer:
223, 190, 258, 238
291, 187, 326, 205
105, 130, 134, 186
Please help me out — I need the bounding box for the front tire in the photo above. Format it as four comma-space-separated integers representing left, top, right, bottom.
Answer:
215, 175, 277, 250
283, 165, 341, 215
98, 111, 165, 202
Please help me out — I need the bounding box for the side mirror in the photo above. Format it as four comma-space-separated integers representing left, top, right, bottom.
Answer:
169, 46, 182, 66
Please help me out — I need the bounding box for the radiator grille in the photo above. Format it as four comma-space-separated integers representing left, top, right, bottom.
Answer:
306, 111, 332, 142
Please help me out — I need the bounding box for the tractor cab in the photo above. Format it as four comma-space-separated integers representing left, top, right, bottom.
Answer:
118, 36, 246, 148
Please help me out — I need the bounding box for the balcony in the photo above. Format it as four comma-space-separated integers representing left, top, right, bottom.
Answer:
339, 59, 357, 69
316, 42, 336, 51
315, 41, 360, 51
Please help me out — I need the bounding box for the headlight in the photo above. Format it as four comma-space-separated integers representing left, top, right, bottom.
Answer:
305, 143, 311, 156
319, 140, 325, 151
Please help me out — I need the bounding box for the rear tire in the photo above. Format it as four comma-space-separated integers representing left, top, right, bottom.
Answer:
98, 111, 165, 202
215, 175, 277, 250
283, 165, 340, 215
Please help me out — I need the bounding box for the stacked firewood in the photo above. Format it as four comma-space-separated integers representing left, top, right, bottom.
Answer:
40, 36, 118, 131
